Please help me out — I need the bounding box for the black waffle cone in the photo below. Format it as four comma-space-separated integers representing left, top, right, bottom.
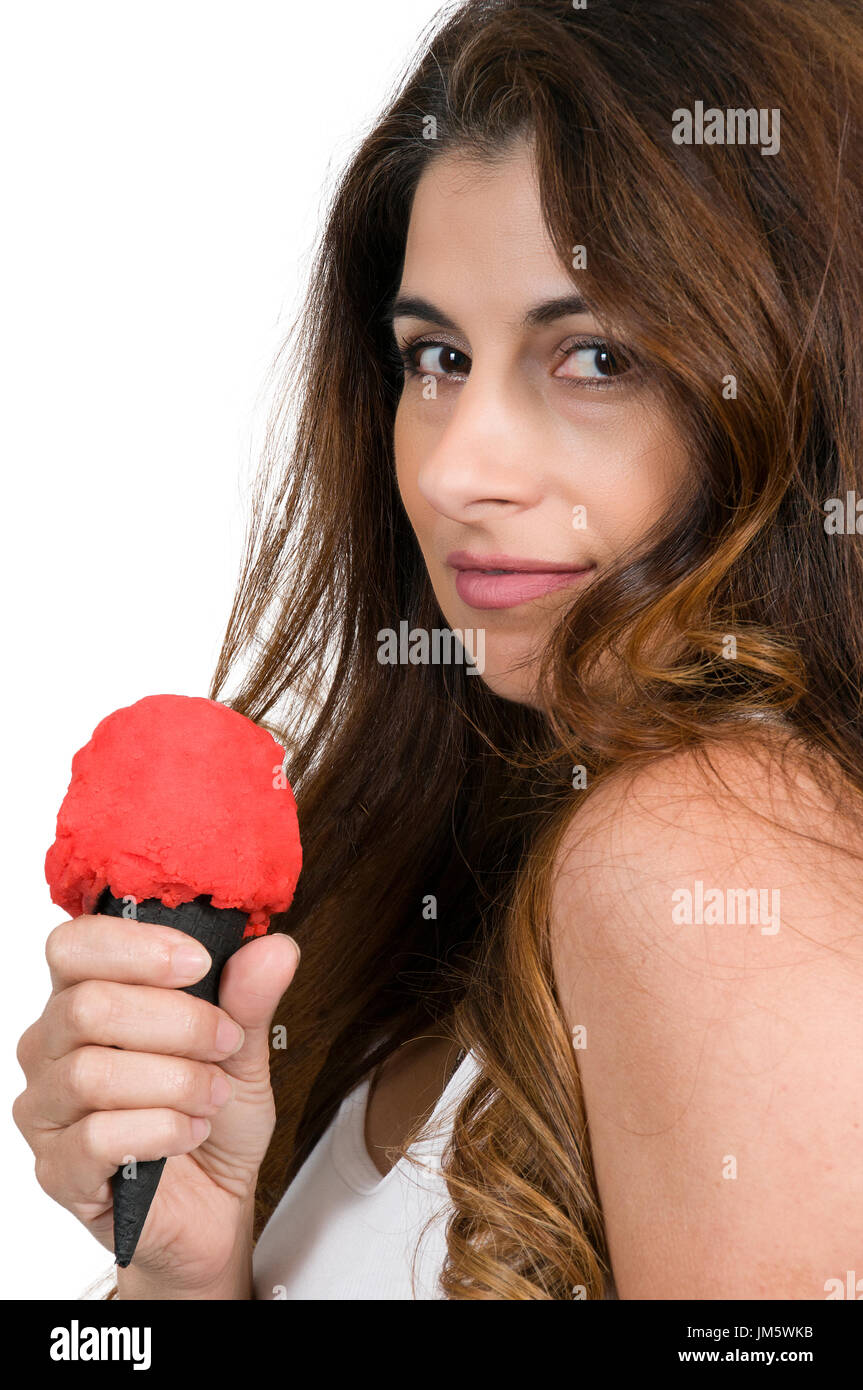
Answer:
96, 888, 250, 1268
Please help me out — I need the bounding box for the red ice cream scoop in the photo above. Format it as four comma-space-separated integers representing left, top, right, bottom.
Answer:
45, 692, 302, 934
44, 692, 303, 1268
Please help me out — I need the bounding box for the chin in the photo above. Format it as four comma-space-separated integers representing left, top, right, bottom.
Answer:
477, 670, 540, 706
431, 594, 548, 708
465, 642, 544, 708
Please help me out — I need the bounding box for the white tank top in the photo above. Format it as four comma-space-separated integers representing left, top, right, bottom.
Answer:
252, 1046, 617, 1300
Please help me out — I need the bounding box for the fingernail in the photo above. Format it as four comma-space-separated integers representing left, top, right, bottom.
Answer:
286, 935, 301, 967
191, 1117, 211, 1142
216, 1018, 244, 1054
172, 943, 211, 982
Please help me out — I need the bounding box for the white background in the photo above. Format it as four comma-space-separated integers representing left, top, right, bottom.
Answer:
1, 0, 443, 1299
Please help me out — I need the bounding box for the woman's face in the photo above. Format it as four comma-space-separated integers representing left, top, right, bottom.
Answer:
391, 138, 692, 707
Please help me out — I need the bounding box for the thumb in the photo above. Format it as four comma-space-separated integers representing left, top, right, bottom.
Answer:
214, 931, 301, 1083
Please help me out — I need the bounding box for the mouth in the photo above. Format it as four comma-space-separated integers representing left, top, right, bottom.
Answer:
446, 551, 596, 610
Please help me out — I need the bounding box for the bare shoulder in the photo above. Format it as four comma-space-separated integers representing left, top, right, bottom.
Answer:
552, 726, 863, 956
549, 728, 863, 1299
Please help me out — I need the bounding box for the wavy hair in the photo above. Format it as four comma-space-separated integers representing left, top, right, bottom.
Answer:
113, 0, 863, 1298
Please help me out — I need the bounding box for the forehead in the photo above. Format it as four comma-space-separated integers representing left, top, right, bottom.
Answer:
400, 141, 572, 305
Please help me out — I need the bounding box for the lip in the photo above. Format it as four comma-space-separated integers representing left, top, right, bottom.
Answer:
446, 551, 595, 610
447, 551, 591, 573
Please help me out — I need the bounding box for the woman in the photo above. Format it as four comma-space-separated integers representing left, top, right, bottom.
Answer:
15, 0, 863, 1300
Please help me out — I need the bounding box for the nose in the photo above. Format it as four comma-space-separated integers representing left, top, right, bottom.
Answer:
415, 361, 544, 520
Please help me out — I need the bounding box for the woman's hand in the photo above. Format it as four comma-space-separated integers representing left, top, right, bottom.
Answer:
13, 913, 300, 1298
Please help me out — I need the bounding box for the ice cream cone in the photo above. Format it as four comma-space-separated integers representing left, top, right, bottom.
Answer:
45, 694, 302, 1269
96, 887, 250, 1267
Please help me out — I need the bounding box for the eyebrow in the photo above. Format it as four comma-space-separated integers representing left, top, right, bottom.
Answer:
379, 292, 590, 333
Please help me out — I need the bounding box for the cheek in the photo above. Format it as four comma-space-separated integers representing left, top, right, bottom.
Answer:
393, 403, 427, 523
392, 405, 411, 494
582, 409, 691, 549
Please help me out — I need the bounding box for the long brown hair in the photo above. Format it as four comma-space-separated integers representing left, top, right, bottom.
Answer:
132, 0, 863, 1298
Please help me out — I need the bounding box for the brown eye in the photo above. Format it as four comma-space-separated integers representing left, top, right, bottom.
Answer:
594, 346, 624, 376
413, 343, 470, 376
555, 342, 631, 382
